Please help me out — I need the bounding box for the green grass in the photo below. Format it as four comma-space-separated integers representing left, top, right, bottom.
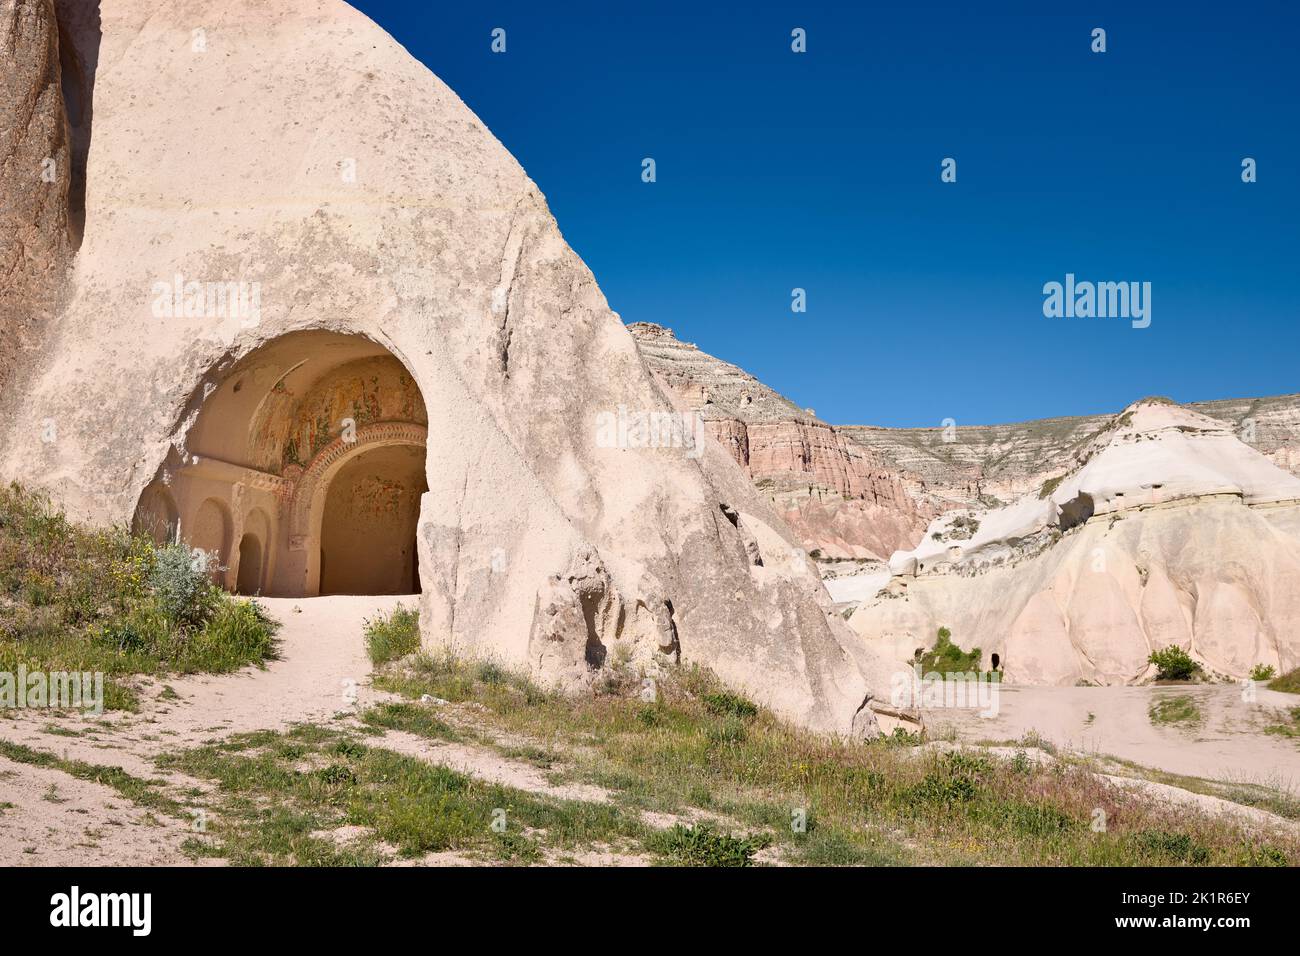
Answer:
1269, 667, 1300, 694
646, 823, 770, 866
156, 723, 651, 866
1263, 707, 1300, 741
0, 739, 183, 816
363, 605, 421, 666
367, 651, 1297, 866
0, 484, 279, 710
1148, 695, 1202, 727
360, 701, 460, 741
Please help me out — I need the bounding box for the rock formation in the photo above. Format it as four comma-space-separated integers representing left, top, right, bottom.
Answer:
849, 398, 1300, 684
0, 0, 75, 404
0, 0, 894, 736
629, 323, 932, 560
841, 393, 1300, 511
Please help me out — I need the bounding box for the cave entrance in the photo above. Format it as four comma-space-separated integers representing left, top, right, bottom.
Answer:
131, 330, 429, 597
319, 444, 427, 595
1057, 492, 1095, 532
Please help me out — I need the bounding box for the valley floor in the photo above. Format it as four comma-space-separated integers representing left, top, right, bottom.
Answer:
928, 683, 1300, 794
0, 597, 1296, 866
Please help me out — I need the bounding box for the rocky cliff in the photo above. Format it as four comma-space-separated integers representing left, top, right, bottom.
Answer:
0, 0, 76, 403
849, 399, 1300, 684
841, 393, 1300, 510
629, 323, 932, 560
0, 0, 895, 737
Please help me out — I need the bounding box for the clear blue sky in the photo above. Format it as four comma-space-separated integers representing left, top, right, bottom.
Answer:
352, 0, 1298, 426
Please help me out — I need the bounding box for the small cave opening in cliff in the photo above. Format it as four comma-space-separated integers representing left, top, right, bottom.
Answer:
132, 330, 429, 598
1057, 492, 1095, 532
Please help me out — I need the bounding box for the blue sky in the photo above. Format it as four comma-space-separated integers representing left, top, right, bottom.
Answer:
352, 0, 1298, 426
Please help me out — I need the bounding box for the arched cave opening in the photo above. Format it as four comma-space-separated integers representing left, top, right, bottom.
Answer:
131, 330, 429, 598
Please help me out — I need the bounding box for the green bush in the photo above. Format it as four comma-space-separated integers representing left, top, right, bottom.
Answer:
1268, 667, 1300, 694
187, 599, 280, 672
702, 689, 759, 720
1249, 664, 1277, 682
150, 544, 220, 628
647, 823, 769, 867
364, 605, 421, 665
1134, 829, 1211, 864
0, 484, 278, 709
917, 627, 981, 674
1148, 645, 1199, 681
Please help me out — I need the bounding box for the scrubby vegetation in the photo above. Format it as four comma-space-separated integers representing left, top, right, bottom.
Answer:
931, 514, 980, 542
1263, 707, 1300, 741
61, 644, 1287, 866
363, 604, 421, 665
159, 723, 649, 866
317, 648, 1296, 867
1148, 645, 1200, 682
916, 627, 982, 675
1038, 474, 1064, 499
1148, 695, 1202, 728
1250, 664, 1277, 682
0, 484, 278, 709
647, 822, 769, 866
1269, 666, 1300, 694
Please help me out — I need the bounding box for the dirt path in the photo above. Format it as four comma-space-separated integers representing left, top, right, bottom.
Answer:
3, 597, 1296, 865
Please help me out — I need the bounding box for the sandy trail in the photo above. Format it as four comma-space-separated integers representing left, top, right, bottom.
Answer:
925, 683, 1300, 792
0, 595, 415, 865
0, 595, 667, 866
0, 596, 412, 771
3, 596, 1297, 864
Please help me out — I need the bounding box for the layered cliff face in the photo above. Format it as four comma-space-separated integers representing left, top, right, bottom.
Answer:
0, 0, 895, 737
629, 323, 932, 560
841, 393, 1300, 511
849, 399, 1300, 685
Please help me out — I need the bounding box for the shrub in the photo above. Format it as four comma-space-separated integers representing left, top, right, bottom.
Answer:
1249, 664, 1277, 682
647, 823, 769, 867
187, 599, 280, 672
363, 605, 421, 665
1134, 829, 1210, 864
1148, 645, 1199, 681
1268, 667, 1300, 694
917, 627, 981, 674
150, 544, 220, 628
0, 484, 278, 707
702, 690, 759, 720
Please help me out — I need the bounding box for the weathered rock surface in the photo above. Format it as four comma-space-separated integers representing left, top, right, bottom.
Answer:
841, 394, 1300, 510
0, 0, 74, 404
0, 0, 893, 736
629, 322, 932, 560
849, 399, 1300, 684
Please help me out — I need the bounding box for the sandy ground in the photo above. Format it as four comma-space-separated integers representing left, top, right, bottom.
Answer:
925, 683, 1300, 792
0, 595, 660, 866
0, 595, 412, 865
2, 595, 1297, 865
